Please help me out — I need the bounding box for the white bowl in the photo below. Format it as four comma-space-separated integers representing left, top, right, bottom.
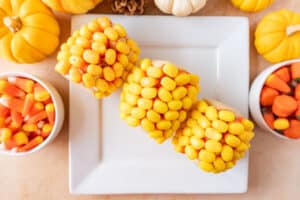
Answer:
249, 59, 300, 140
0, 72, 65, 155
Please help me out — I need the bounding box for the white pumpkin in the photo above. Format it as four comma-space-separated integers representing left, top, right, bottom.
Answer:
154, 0, 207, 16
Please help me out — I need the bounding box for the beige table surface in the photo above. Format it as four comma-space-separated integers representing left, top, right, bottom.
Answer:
0, 0, 300, 200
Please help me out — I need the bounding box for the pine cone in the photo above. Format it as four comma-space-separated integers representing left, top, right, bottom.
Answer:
111, 0, 145, 15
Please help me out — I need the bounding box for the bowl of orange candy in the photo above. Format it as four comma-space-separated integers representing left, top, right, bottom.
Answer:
250, 59, 300, 140
0, 72, 64, 155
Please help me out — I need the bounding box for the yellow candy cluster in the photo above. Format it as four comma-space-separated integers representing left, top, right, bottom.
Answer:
172, 99, 255, 173
120, 59, 200, 143
55, 16, 140, 99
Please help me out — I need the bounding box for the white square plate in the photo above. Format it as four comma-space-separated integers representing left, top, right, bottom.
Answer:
69, 15, 249, 194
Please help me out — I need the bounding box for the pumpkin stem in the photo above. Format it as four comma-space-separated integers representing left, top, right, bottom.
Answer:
3, 16, 22, 33
287, 24, 300, 36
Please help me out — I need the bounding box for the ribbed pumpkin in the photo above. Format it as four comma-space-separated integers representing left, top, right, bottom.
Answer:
231, 0, 274, 12
255, 10, 300, 63
0, 0, 60, 63
42, 0, 103, 14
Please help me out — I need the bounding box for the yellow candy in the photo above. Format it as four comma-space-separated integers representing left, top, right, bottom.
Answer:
22, 124, 38, 132
164, 111, 179, 121
218, 110, 235, 122
190, 136, 205, 150
153, 100, 168, 114
141, 88, 157, 99
241, 119, 255, 131
125, 116, 140, 127
172, 120, 181, 131
168, 100, 182, 110
91, 41, 107, 54
113, 62, 124, 78
156, 137, 166, 144
69, 55, 84, 68
13, 132, 29, 146
274, 118, 290, 130
104, 27, 118, 41
157, 120, 172, 130
174, 144, 184, 153
239, 131, 255, 142
140, 58, 152, 71
132, 68, 144, 83
187, 86, 198, 100
137, 98, 153, 110
105, 49, 116, 65
70, 45, 84, 56
172, 86, 187, 100
226, 161, 235, 169
161, 77, 176, 91
83, 49, 99, 64
96, 79, 109, 92
128, 83, 142, 95
69, 68, 82, 83
213, 158, 226, 171
199, 161, 214, 172
178, 135, 190, 146
147, 67, 163, 78
103, 67, 115, 81
80, 25, 92, 38
205, 128, 222, 141
182, 97, 193, 110
87, 64, 102, 76
141, 119, 155, 132
82, 73, 96, 88
187, 118, 198, 127
149, 130, 163, 139
178, 110, 187, 122
192, 126, 205, 138
42, 124, 53, 134
158, 88, 173, 102
146, 110, 161, 123
75, 36, 90, 48
55, 61, 70, 75
199, 150, 216, 163
116, 41, 130, 54
118, 54, 129, 67
229, 122, 245, 135
221, 145, 234, 162
127, 39, 140, 52
93, 32, 108, 44
141, 77, 158, 88
205, 106, 218, 121
205, 140, 222, 153
185, 145, 198, 160
175, 73, 190, 86
164, 130, 174, 138
197, 100, 208, 113
125, 93, 138, 106
212, 120, 228, 133
0, 128, 12, 142
113, 24, 126, 37
190, 74, 200, 85
88, 20, 100, 32
225, 134, 241, 147
236, 142, 250, 152
197, 115, 211, 129
120, 102, 132, 114
162, 63, 178, 78
131, 107, 146, 120
183, 127, 192, 136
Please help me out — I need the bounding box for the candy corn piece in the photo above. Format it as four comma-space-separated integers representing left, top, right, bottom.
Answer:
265, 74, 291, 93
22, 94, 35, 117
0, 104, 9, 117
0, 128, 12, 142
8, 77, 34, 93
260, 86, 279, 106
34, 84, 50, 102
13, 131, 29, 146
27, 102, 44, 117
274, 67, 290, 82
11, 110, 23, 127
41, 123, 53, 138
0, 96, 24, 113
284, 120, 300, 139
27, 111, 47, 124
291, 62, 300, 81
0, 79, 25, 97
263, 111, 275, 129
4, 138, 17, 150
17, 136, 43, 152
45, 103, 55, 125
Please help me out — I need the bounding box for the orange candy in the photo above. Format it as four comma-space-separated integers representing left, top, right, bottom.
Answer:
272, 95, 297, 118
0, 76, 56, 153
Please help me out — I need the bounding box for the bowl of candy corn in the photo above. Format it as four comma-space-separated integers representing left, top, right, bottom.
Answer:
0, 72, 64, 155
250, 59, 300, 140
